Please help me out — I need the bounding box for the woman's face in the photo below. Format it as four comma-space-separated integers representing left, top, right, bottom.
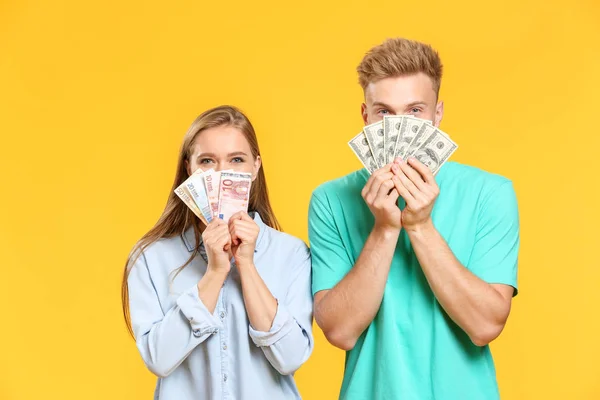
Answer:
186, 125, 261, 180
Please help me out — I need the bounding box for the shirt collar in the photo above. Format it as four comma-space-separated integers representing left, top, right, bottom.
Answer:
181, 212, 267, 253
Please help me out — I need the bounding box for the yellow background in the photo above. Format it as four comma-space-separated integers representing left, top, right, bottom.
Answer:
1, 0, 599, 399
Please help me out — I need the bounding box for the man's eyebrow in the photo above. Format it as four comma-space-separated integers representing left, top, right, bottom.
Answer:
372, 101, 395, 109
405, 101, 428, 108
371, 101, 428, 110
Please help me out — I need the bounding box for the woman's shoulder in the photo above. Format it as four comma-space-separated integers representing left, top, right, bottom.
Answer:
263, 226, 308, 251
128, 233, 190, 269
258, 228, 311, 287
261, 225, 310, 262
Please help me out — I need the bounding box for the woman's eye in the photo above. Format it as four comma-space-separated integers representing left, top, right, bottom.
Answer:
199, 159, 214, 164
231, 157, 244, 163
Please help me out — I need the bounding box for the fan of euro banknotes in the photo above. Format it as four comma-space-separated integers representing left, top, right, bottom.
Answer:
348, 115, 458, 175
174, 169, 252, 225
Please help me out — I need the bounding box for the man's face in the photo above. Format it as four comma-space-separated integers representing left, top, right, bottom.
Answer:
361, 72, 443, 127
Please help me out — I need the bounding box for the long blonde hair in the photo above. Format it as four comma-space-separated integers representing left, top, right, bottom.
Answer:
121, 105, 281, 336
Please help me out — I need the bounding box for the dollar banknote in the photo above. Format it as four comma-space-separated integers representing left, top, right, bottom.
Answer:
348, 114, 458, 176
404, 123, 436, 159
416, 116, 433, 126
218, 171, 252, 222
383, 116, 403, 164
348, 131, 378, 174
185, 169, 213, 223
363, 121, 386, 168
394, 116, 420, 160
413, 128, 458, 175
174, 183, 208, 225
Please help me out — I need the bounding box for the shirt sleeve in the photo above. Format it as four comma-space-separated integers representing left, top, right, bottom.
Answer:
308, 191, 354, 296
467, 180, 520, 295
128, 251, 222, 378
247, 243, 314, 375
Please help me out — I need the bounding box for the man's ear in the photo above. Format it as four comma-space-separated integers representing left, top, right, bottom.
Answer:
361, 103, 369, 125
434, 100, 444, 127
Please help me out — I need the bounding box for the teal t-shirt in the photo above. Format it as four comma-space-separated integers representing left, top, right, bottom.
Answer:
308, 161, 520, 400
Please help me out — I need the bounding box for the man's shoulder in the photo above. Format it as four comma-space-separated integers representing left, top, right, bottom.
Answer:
438, 161, 513, 193
311, 169, 368, 202
309, 169, 370, 219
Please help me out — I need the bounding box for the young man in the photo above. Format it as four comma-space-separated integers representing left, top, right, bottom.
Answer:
308, 38, 520, 399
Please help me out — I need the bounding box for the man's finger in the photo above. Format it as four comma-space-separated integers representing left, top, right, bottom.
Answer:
363, 164, 394, 197
394, 167, 424, 201
392, 175, 415, 205
367, 171, 394, 199
375, 179, 395, 202
396, 161, 427, 192
386, 187, 400, 205
407, 156, 435, 185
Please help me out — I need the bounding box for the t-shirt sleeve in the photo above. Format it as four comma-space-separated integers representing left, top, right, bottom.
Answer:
308, 190, 354, 296
468, 180, 520, 295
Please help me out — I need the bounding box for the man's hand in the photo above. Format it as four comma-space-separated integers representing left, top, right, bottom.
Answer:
391, 157, 439, 232
362, 163, 402, 232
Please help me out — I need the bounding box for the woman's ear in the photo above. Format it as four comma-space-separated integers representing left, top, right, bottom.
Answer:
252, 155, 262, 182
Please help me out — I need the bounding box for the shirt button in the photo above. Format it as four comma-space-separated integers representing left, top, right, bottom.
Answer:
223, 374, 227, 382
220, 312, 225, 319
192, 329, 201, 337
223, 344, 227, 350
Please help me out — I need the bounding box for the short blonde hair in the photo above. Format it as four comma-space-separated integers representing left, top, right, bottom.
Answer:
357, 38, 443, 97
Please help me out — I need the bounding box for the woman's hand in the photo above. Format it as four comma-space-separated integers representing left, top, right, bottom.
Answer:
202, 218, 233, 274
229, 212, 260, 268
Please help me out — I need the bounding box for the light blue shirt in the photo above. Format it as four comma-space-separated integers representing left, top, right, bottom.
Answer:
128, 213, 314, 400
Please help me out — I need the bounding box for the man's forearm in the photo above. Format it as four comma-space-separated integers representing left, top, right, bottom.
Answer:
314, 226, 399, 350
407, 221, 512, 346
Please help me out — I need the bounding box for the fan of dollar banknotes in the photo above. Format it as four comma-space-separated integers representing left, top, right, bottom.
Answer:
174, 169, 252, 225
348, 115, 458, 175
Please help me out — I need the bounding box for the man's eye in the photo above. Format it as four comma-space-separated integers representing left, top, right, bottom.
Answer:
411, 108, 421, 113
378, 109, 389, 115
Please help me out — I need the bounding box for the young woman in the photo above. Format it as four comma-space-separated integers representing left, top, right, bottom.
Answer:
121, 105, 313, 399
